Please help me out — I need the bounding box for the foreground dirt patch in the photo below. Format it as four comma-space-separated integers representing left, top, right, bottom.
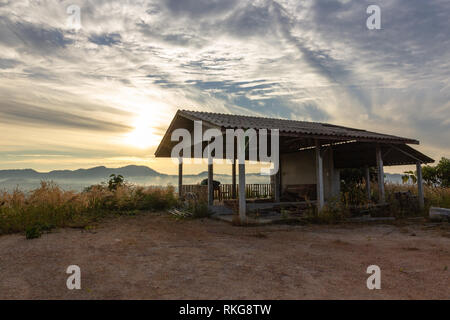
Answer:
0, 213, 449, 299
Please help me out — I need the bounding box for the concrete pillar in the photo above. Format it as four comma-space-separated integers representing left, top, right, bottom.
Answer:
327, 146, 334, 199
416, 161, 424, 210
178, 158, 183, 198
232, 159, 237, 199
208, 158, 213, 206
270, 152, 281, 202
376, 146, 385, 203
315, 140, 325, 210
273, 169, 281, 203
365, 166, 371, 201
238, 162, 246, 221
237, 133, 247, 222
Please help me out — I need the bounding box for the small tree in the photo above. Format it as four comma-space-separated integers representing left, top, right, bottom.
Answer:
422, 165, 438, 186
422, 157, 450, 187
108, 174, 124, 191
436, 157, 450, 187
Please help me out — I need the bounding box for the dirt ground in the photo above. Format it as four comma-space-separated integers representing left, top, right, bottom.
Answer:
0, 213, 449, 300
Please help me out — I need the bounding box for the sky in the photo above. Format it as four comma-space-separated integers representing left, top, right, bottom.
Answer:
0, 0, 449, 175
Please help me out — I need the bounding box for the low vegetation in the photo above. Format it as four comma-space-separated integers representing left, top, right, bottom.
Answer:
0, 177, 178, 238
1, 160, 449, 237
304, 159, 450, 224
301, 183, 450, 224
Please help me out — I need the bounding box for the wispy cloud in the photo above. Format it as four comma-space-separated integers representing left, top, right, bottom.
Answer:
0, 0, 449, 172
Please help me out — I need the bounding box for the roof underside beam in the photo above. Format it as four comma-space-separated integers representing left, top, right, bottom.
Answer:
331, 142, 434, 168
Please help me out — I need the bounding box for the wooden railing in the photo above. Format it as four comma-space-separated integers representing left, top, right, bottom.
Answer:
181, 184, 273, 201
243, 184, 272, 199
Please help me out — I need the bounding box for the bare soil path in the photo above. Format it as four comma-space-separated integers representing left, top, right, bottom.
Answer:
0, 213, 449, 299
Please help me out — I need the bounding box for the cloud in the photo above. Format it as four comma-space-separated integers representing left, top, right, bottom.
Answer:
221, 2, 276, 38
0, 100, 131, 132
0, 0, 449, 171
88, 33, 121, 46
164, 0, 239, 17
0, 16, 73, 54
0, 58, 20, 69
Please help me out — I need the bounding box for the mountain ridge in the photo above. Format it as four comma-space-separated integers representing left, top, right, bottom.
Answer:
0, 165, 403, 181
0, 165, 164, 179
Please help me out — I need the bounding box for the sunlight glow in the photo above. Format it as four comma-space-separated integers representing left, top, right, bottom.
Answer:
122, 120, 161, 149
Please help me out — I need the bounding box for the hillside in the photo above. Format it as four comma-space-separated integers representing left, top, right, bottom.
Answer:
0, 165, 270, 191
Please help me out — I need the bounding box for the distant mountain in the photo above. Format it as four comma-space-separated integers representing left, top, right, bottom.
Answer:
0, 165, 164, 180
0, 169, 42, 179
46, 165, 164, 179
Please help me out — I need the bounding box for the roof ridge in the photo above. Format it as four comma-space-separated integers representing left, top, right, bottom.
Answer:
179, 109, 369, 131
181, 109, 326, 125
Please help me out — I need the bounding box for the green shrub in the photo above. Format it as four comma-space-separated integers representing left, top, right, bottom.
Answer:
25, 225, 43, 239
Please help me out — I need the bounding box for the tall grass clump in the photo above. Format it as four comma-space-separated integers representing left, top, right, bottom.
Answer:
384, 183, 450, 215
424, 186, 450, 209
0, 180, 178, 238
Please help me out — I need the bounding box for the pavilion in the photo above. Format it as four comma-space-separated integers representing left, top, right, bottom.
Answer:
155, 110, 434, 221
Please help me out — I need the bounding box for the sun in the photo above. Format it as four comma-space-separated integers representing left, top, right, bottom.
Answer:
123, 121, 161, 149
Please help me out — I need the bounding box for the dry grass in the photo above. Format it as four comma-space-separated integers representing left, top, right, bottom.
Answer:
385, 183, 450, 209
0, 181, 178, 237
310, 183, 450, 223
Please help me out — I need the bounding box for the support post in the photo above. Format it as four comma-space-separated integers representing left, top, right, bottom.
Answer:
238, 162, 246, 221
376, 146, 385, 203
328, 146, 334, 196
273, 169, 280, 203
208, 158, 213, 206
271, 152, 281, 203
232, 159, 237, 199
416, 161, 424, 210
365, 166, 371, 201
178, 158, 183, 198
315, 140, 325, 210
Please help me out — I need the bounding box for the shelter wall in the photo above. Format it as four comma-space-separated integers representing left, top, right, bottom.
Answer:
280, 149, 340, 200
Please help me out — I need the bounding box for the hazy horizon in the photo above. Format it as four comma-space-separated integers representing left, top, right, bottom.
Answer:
0, 166, 401, 191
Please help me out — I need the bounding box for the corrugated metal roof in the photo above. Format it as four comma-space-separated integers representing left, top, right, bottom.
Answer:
179, 110, 419, 144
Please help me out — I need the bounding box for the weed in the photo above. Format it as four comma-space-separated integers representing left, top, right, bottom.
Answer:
190, 202, 212, 219
25, 224, 43, 239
